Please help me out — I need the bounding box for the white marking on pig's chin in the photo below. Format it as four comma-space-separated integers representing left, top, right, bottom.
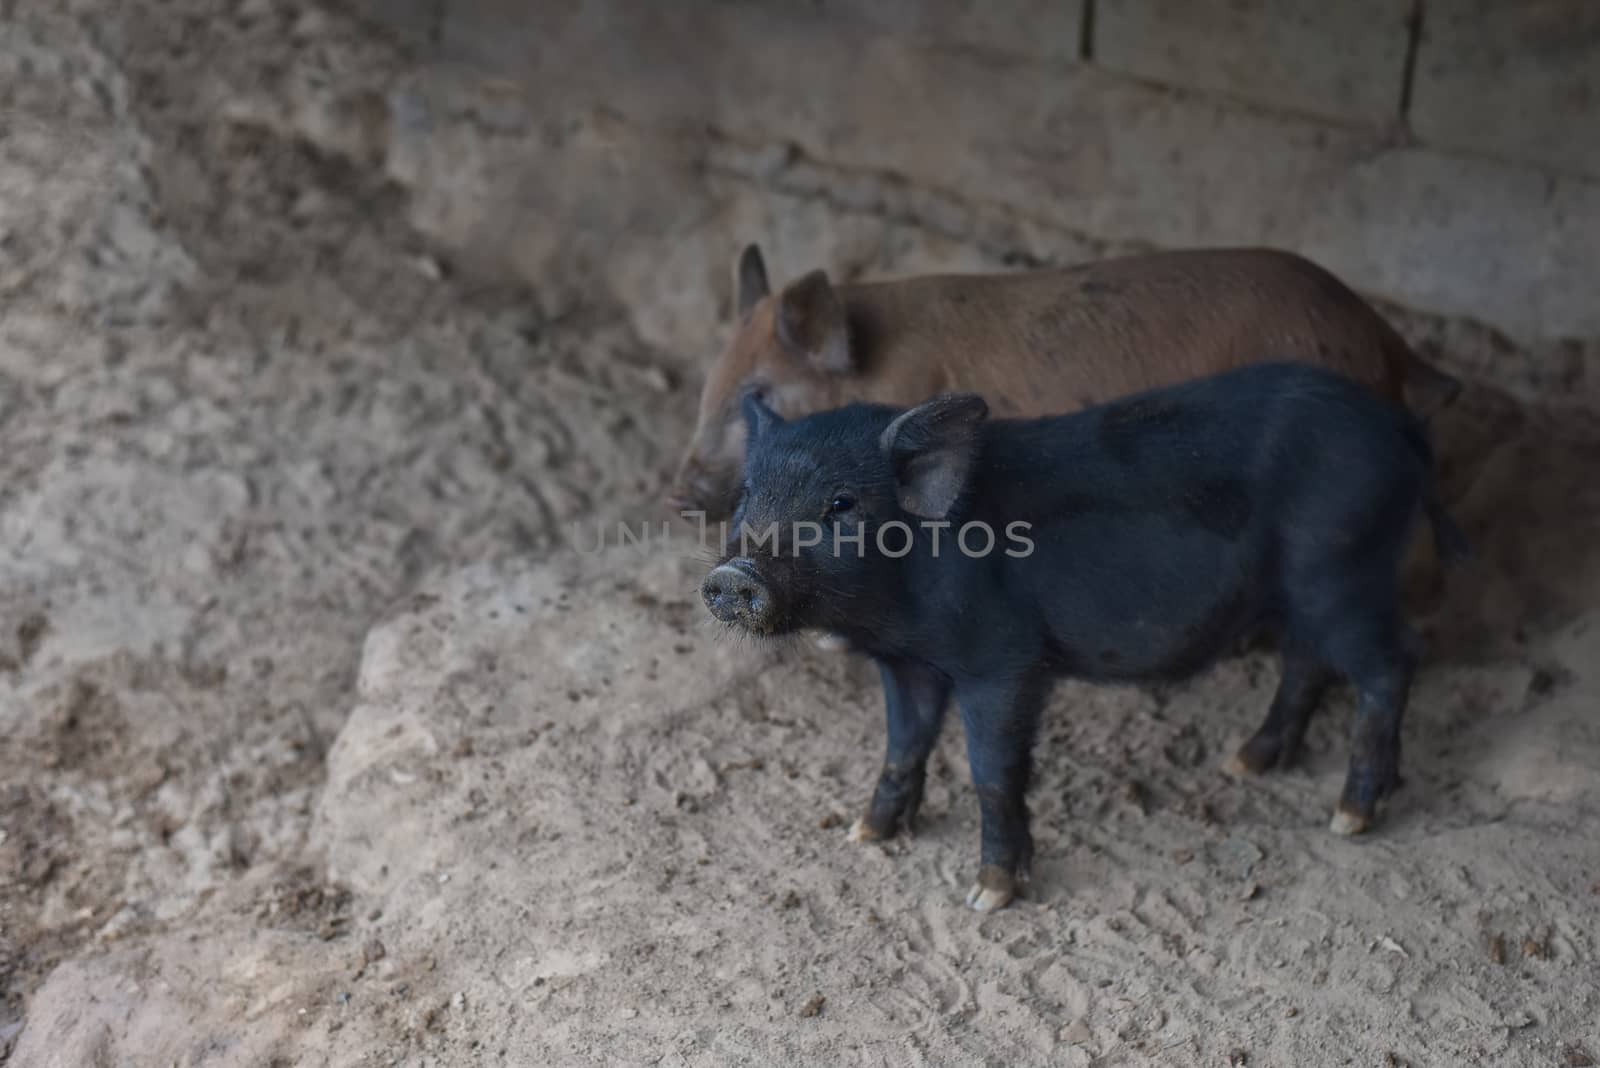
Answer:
812, 632, 851, 654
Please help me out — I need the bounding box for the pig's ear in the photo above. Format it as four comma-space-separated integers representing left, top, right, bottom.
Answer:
736, 244, 770, 319
879, 393, 988, 519
741, 389, 784, 443
775, 270, 852, 375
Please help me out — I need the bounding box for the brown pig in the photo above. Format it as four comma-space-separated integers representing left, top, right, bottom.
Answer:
666, 245, 1459, 518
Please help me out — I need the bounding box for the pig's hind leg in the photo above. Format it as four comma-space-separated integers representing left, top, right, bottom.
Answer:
1290, 575, 1416, 836
850, 658, 952, 843
1327, 636, 1414, 836
1225, 649, 1333, 776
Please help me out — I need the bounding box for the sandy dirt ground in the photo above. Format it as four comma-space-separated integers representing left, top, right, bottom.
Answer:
2, 3, 1598, 1066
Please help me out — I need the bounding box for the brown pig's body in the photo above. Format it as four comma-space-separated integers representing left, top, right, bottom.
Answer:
669, 246, 1458, 518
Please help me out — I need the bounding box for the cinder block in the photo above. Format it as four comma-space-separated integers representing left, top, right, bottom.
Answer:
1016, 71, 1600, 345
434, 0, 1600, 345
1411, 0, 1600, 180
774, 0, 1085, 65
1093, 0, 1412, 125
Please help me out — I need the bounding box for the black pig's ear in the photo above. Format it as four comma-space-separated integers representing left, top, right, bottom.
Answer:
879, 393, 988, 518
741, 389, 784, 443
776, 269, 852, 374
736, 244, 770, 319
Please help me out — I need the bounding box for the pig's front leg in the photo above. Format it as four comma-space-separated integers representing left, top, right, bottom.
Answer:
849, 658, 951, 843
956, 677, 1043, 912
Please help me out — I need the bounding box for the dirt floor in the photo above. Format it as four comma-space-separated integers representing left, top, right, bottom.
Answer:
2, 3, 1598, 1066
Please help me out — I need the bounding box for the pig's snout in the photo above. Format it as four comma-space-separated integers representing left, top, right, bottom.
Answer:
702, 559, 775, 631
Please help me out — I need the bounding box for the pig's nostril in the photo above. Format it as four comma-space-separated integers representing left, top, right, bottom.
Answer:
702, 561, 772, 628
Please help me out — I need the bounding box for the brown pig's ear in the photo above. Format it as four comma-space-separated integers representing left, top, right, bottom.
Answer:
741, 388, 784, 443
879, 393, 988, 519
736, 244, 770, 319
775, 270, 852, 374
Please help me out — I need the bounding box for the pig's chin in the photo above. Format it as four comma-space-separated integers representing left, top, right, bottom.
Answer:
725, 615, 802, 640
731, 596, 832, 640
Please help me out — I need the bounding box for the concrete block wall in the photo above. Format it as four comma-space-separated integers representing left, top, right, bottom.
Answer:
1094, 0, 1414, 126
354, 0, 1600, 396
1412, 0, 1600, 180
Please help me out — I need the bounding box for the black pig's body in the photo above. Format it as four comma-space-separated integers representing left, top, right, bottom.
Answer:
702, 362, 1461, 911
874, 379, 1428, 680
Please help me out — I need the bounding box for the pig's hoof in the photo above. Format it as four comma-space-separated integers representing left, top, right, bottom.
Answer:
1328, 807, 1371, 836
813, 632, 851, 654
1226, 732, 1286, 776
965, 883, 1013, 912
964, 865, 1018, 912
1221, 749, 1258, 778
846, 818, 881, 843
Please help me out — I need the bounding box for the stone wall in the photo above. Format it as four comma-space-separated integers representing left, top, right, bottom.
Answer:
349, 0, 1600, 397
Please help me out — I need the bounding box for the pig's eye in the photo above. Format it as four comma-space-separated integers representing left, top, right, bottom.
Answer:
828, 494, 856, 516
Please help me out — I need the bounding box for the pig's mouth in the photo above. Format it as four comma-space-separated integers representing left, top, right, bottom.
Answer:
701, 557, 794, 636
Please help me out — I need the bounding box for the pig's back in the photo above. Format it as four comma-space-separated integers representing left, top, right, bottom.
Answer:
976, 362, 1423, 531
853, 248, 1412, 415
